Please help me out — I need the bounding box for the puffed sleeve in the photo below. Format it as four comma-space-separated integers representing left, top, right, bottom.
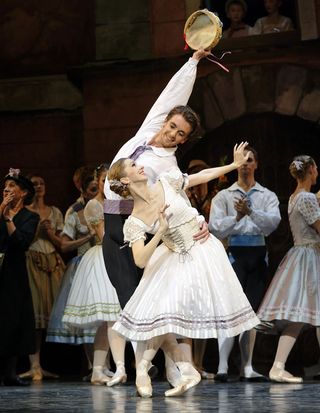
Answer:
84, 199, 104, 227
297, 193, 320, 225
161, 168, 189, 192
62, 211, 77, 240
123, 217, 146, 247
52, 206, 64, 232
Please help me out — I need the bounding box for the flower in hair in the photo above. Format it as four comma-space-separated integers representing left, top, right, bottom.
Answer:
292, 160, 304, 170
8, 168, 21, 177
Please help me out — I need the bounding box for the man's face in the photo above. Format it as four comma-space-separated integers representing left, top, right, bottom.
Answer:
238, 150, 258, 178
158, 114, 192, 148
227, 4, 245, 23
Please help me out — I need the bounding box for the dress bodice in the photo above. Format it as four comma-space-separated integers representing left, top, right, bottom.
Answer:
124, 169, 202, 254
29, 206, 64, 254
288, 192, 320, 246
84, 199, 104, 245
63, 204, 94, 256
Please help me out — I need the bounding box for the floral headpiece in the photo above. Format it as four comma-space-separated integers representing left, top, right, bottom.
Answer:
292, 160, 304, 170
8, 168, 21, 177
109, 179, 128, 188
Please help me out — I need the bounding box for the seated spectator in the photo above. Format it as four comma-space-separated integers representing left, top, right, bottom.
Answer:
222, 0, 252, 39
251, 0, 294, 34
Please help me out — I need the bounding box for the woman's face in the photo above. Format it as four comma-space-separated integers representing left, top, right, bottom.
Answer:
264, 0, 281, 14
31, 176, 46, 198
98, 171, 107, 195
3, 179, 26, 205
310, 163, 318, 185
83, 180, 98, 201
122, 159, 147, 184
227, 4, 245, 23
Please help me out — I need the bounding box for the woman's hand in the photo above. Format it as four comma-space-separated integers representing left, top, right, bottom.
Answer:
1, 192, 18, 220
233, 141, 249, 168
40, 219, 52, 231
1, 192, 14, 216
158, 204, 170, 235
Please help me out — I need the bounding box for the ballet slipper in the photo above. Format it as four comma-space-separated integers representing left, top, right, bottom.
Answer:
102, 367, 114, 377
269, 366, 303, 383
176, 362, 201, 390
135, 360, 152, 398
165, 383, 188, 397
91, 367, 110, 385
107, 362, 127, 387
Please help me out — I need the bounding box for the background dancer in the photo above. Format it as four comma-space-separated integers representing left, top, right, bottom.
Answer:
258, 155, 320, 383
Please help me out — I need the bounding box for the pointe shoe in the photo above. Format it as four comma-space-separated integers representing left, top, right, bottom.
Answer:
176, 362, 201, 391
107, 363, 127, 387
269, 366, 303, 383
19, 366, 43, 381
91, 367, 110, 385
166, 363, 182, 388
165, 383, 188, 397
103, 367, 114, 378
136, 360, 152, 398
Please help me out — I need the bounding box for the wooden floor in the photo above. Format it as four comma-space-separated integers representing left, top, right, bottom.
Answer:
1, 378, 320, 412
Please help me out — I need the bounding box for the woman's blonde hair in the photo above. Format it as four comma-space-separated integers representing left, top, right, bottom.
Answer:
289, 155, 315, 180
108, 158, 131, 198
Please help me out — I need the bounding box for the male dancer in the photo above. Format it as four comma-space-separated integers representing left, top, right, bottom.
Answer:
209, 146, 281, 381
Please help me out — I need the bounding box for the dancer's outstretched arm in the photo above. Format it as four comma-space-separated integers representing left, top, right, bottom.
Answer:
187, 142, 249, 188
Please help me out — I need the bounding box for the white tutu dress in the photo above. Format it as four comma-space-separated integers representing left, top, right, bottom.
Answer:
62, 199, 121, 328
113, 169, 259, 341
258, 191, 320, 326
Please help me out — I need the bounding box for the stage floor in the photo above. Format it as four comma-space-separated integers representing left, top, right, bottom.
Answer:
0, 379, 319, 412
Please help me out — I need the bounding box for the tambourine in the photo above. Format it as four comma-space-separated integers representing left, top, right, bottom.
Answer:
184, 9, 223, 51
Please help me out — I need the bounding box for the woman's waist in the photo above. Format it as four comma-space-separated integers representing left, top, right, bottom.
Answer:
293, 241, 320, 248
29, 239, 56, 254
162, 217, 199, 254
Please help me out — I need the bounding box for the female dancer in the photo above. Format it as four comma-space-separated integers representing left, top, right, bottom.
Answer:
108, 142, 260, 397
258, 155, 320, 383
20, 173, 65, 381
63, 164, 124, 385
46, 167, 97, 345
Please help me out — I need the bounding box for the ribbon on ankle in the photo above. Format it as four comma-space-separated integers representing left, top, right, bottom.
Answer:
206, 51, 231, 73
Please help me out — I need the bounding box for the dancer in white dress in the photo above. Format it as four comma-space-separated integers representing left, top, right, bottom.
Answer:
63, 164, 124, 385
258, 155, 320, 383
108, 142, 260, 397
